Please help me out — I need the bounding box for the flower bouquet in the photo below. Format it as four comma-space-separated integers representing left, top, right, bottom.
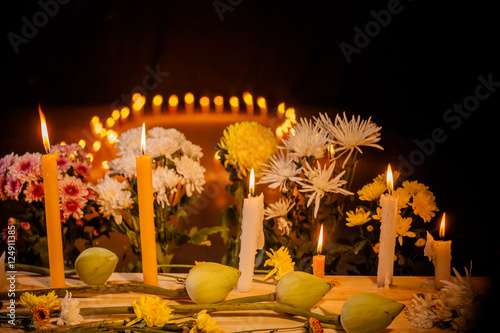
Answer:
257, 112, 384, 271
94, 126, 226, 272
341, 170, 439, 275
0, 143, 102, 268
214, 120, 278, 266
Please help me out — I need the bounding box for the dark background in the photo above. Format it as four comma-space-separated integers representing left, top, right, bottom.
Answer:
1, 0, 497, 281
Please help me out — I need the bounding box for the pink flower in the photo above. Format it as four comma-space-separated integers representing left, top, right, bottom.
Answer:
8, 153, 42, 183
21, 222, 30, 230
75, 220, 84, 226
61, 197, 86, 220
73, 159, 92, 176
4, 176, 22, 200
59, 175, 89, 202
56, 156, 72, 172
85, 187, 96, 201
24, 182, 44, 203
0, 153, 16, 177
0, 176, 7, 200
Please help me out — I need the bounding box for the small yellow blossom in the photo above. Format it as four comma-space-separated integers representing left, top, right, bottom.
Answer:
366, 225, 373, 232
414, 238, 426, 247
217, 121, 278, 179
396, 216, 416, 246
372, 243, 380, 253
393, 187, 411, 210
31, 303, 51, 328
189, 310, 222, 333
345, 208, 371, 227
357, 179, 386, 201
264, 246, 295, 280
20, 290, 59, 310
127, 296, 173, 327
372, 207, 382, 221
411, 191, 438, 222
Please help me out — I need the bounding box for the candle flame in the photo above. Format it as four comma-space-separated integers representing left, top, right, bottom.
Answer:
141, 122, 146, 155
439, 213, 446, 239
249, 168, 255, 197
386, 164, 394, 192
317, 224, 324, 254
39, 105, 50, 152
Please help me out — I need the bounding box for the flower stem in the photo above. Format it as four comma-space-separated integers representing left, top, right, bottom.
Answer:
0, 283, 188, 300
3, 263, 76, 277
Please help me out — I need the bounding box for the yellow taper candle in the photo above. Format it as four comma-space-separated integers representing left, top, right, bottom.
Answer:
136, 123, 158, 286
434, 213, 451, 289
39, 107, 65, 288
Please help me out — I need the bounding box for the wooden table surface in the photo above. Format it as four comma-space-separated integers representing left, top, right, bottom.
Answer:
0, 272, 493, 332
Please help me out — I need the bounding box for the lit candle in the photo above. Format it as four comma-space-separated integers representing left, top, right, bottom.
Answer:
230, 96, 239, 114
237, 168, 265, 292
184, 93, 194, 114
168, 95, 178, 114
434, 213, 451, 289
312, 224, 325, 278
153, 94, 163, 114
200, 96, 210, 113
214, 96, 224, 113
136, 123, 158, 286
39, 108, 65, 288
376, 164, 399, 289
257, 97, 267, 116
277, 102, 285, 119
243, 92, 254, 115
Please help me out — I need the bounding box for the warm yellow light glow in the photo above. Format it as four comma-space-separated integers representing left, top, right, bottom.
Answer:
281, 123, 289, 134
101, 160, 109, 170
243, 92, 253, 105
285, 107, 295, 118
276, 126, 283, 139
92, 140, 101, 152
121, 107, 130, 119
105, 117, 115, 128
249, 168, 255, 197
214, 150, 221, 161
141, 123, 146, 155
132, 92, 141, 102
39, 106, 50, 152
94, 122, 103, 134
184, 92, 194, 104
317, 224, 324, 254
200, 96, 210, 107
107, 130, 118, 144
90, 115, 100, 125
277, 102, 285, 116
386, 164, 394, 193
153, 94, 163, 106
100, 128, 107, 137
168, 94, 178, 107
60, 141, 67, 146
229, 96, 239, 113
111, 110, 120, 120
257, 97, 266, 108
328, 145, 335, 159
132, 96, 145, 112
86, 152, 93, 162
78, 139, 86, 149
285, 119, 292, 129
439, 213, 446, 239
214, 96, 224, 113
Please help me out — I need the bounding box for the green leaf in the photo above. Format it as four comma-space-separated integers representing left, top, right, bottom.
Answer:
354, 239, 367, 255
188, 226, 228, 246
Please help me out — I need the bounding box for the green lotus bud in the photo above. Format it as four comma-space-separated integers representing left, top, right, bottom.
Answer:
275, 271, 333, 310
185, 262, 240, 304
340, 292, 405, 333
75, 247, 119, 285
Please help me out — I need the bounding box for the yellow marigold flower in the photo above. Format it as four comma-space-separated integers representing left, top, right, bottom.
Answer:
127, 296, 173, 327
189, 310, 221, 333
357, 178, 386, 201
402, 180, 429, 196
372, 207, 382, 221
372, 243, 380, 253
264, 246, 295, 280
31, 303, 51, 329
20, 290, 59, 310
345, 208, 371, 227
411, 191, 438, 222
414, 238, 426, 247
217, 121, 278, 179
396, 216, 416, 246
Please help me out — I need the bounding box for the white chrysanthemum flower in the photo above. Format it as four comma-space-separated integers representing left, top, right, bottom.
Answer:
57, 291, 83, 326
152, 166, 181, 207
93, 175, 133, 224
115, 127, 142, 155
281, 117, 330, 159
298, 161, 353, 218
173, 156, 206, 197
257, 149, 302, 192
148, 127, 186, 143
317, 112, 383, 167
405, 293, 438, 329
264, 198, 295, 236
181, 140, 203, 161
147, 136, 181, 159
108, 153, 138, 178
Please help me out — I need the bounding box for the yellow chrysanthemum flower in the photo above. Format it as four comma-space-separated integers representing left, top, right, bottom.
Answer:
396, 216, 416, 246
218, 121, 278, 179
127, 296, 173, 327
372, 207, 382, 220
411, 191, 438, 222
345, 208, 371, 227
402, 180, 430, 196
357, 178, 386, 201
20, 290, 59, 310
31, 303, 51, 329
393, 187, 411, 210
189, 310, 221, 333
264, 246, 295, 280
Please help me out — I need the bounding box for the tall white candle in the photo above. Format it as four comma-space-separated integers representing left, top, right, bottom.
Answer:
237, 169, 265, 292
377, 164, 398, 289
434, 213, 451, 289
